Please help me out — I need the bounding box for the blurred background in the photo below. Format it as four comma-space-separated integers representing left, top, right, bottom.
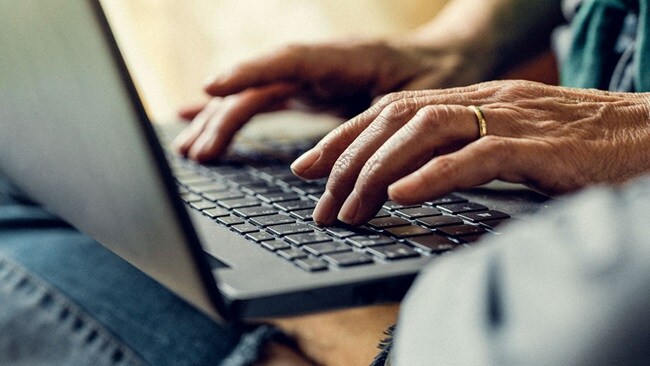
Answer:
101, 0, 448, 122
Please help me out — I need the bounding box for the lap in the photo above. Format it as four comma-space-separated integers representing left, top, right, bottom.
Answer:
0, 178, 248, 365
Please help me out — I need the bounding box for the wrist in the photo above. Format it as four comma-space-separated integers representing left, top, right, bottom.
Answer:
395, 0, 563, 82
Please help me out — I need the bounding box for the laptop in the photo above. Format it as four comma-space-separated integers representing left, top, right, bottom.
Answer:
0, 1, 548, 322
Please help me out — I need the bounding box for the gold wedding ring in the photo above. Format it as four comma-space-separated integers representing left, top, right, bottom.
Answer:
468, 105, 487, 138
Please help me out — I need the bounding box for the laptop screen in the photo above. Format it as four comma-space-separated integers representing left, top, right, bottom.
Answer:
0, 0, 226, 320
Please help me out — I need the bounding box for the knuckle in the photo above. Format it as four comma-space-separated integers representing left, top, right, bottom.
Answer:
327, 152, 355, 189
433, 155, 459, 177
414, 105, 451, 131
327, 121, 358, 146
372, 101, 416, 130
377, 91, 411, 107
384, 99, 418, 120
493, 80, 531, 100
477, 135, 506, 151
277, 43, 308, 58
358, 153, 386, 189
475, 135, 512, 166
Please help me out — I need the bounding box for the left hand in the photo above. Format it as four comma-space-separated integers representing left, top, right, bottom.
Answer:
289, 80, 650, 225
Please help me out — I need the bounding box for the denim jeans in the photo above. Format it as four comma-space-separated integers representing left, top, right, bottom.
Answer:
0, 177, 279, 365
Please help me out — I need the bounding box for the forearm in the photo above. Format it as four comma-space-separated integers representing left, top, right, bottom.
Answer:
404, 0, 564, 79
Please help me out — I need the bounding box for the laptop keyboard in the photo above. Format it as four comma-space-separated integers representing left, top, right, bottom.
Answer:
169, 156, 511, 272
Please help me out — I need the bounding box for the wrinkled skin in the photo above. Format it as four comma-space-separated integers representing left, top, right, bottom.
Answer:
289, 81, 650, 225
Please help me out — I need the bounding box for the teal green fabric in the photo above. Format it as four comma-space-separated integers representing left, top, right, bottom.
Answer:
561, 0, 650, 91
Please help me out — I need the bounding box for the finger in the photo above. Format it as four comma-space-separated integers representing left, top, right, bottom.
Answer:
187, 83, 297, 162
178, 103, 208, 121
290, 92, 407, 180
336, 105, 481, 225
205, 46, 314, 96
293, 84, 498, 179
174, 99, 223, 155
388, 136, 530, 204
308, 98, 425, 225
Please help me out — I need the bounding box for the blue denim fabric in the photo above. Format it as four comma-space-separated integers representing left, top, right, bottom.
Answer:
0, 178, 280, 365
0, 254, 145, 366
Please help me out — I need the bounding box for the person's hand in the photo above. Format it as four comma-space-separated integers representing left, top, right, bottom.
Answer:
289, 80, 650, 226
174, 38, 493, 162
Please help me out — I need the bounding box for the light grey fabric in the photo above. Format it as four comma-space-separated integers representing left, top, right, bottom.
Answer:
393, 175, 650, 365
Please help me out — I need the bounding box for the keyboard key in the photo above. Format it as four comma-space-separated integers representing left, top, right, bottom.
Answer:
437, 202, 488, 214
459, 235, 483, 243
346, 234, 395, 248
290, 208, 314, 221
382, 201, 420, 211
374, 209, 392, 218
226, 174, 259, 186
277, 248, 308, 260
203, 190, 245, 202
294, 257, 329, 272
275, 176, 305, 187
187, 181, 229, 193
366, 244, 420, 260
218, 197, 260, 210
395, 207, 441, 219
177, 175, 212, 186
436, 224, 487, 237
250, 215, 295, 227
424, 193, 467, 206
267, 223, 314, 236
325, 223, 374, 239
416, 215, 463, 228
407, 235, 458, 253
203, 207, 230, 219
246, 231, 276, 242
367, 216, 410, 229
290, 181, 326, 195
217, 215, 245, 226
480, 219, 510, 229
303, 241, 351, 255
285, 232, 333, 246
273, 200, 316, 212
257, 191, 301, 203
384, 225, 432, 238
322, 252, 374, 267
240, 182, 281, 195
190, 200, 217, 210
459, 210, 511, 223
261, 240, 291, 251
255, 165, 294, 178
180, 192, 202, 203
307, 193, 322, 201
233, 206, 278, 218
231, 223, 259, 235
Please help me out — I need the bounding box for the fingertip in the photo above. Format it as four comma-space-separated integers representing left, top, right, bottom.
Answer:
312, 190, 338, 226
291, 148, 321, 175
172, 131, 193, 156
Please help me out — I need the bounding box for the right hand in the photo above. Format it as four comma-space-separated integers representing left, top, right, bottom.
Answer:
174, 39, 491, 162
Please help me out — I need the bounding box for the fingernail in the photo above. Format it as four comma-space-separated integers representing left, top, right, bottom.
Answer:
313, 190, 337, 225
338, 190, 360, 224
291, 148, 321, 175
